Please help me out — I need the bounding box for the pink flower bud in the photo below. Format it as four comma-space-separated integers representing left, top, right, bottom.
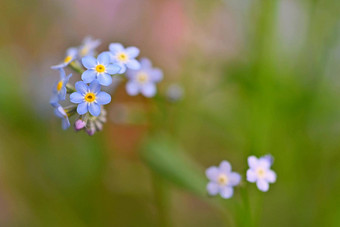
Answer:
74, 119, 86, 131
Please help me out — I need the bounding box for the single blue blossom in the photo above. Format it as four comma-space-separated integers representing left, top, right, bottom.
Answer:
246, 155, 277, 192
53, 104, 71, 130
52, 68, 72, 101
81, 52, 120, 86
108, 43, 141, 74
78, 36, 101, 58
205, 161, 241, 199
125, 58, 163, 97
70, 80, 111, 116
51, 47, 78, 69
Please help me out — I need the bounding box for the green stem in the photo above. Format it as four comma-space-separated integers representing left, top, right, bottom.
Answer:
69, 61, 85, 74
152, 173, 171, 227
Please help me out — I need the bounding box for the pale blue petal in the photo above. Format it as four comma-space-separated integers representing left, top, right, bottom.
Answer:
54, 106, 64, 118
207, 182, 219, 196
220, 186, 233, 199
77, 102, 88, 115
258, 158, 271, 170
118, 64, 127, 74
50, 95, 59, 107
141, 83, 156, 97
97, 52, 111, 65
96, 92, 111, 105
97, 73, 112, 86
67, 47, 78, 57
106, 64, 121, 74
205, 167, 219, 182
75, 81, 88, 94
246, 169, 257, 182
265, 170, 277, 183
70, 92, 84, 104
126, 59, 141, 70
219, 161, 231, 173
126, 47, 140, 58
89, 103, 101, 116
59, 68, 66, 79
248, 156, 259, 169
89, 80, 101, 93
228, 172, 241, 186
81, 70, 97, 84
51, 62, 67, 69
126, 81, 140, 96
150, 68, 163, 82
140, 58, 152, 68
109, 43, 124, 54
82, 56, 97, 69
61, 118, 70, 130
256, 180, 269, 192
58, 87, 67, 101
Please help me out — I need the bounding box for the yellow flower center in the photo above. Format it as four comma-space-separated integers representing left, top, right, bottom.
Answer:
217, 174, 228, 186
117, 52, 128, 62
84, 92, 96, 103
137, 72, 148, 83
64, 55, 72, 63
256, 168, 266, 178
57, 80, 63, 91
96, 64, 106, 73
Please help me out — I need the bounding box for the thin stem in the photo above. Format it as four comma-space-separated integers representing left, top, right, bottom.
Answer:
152, 173, 171, 227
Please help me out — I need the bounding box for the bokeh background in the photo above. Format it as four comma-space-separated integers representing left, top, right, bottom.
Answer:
0, 0, 340, 226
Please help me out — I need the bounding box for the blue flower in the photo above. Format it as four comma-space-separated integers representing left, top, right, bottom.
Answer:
246, 155, 277, 192
70, 80, 111, 116
205, 161, 241, 199
81, 52, 121, 86
125, 58, 163, 97
51, 47, 78, 69
53, 104, 71, 130
108, 43, 141, 74
52, 68, 72, 101
78, 36, 101, 58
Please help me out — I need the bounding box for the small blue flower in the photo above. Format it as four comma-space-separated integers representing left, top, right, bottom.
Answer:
246, 155, 277, 192
70, 80, 111, 116
81, 52, 121, 86
205, 161, 241, 199
53, 104, 71, 130
78, 36, 101, 58
108, 43, 141, 74
52, 68, 72, 101
51, 47, 78, 69
125, 58, 163, 97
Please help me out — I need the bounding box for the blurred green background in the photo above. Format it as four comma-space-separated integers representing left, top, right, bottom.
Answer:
0, 0, 340, 226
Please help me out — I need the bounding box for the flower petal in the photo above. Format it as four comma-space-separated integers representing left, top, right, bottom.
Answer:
220, 186, 234, 199
96, 92, 111, 105
126, 81, 140, 96
89, 80, 101, 94
58, 87, 67, 101
82, 56, 97, 69
150, 68, 163, 82
70, 92, 84, 104
109, 43, 124, 54
229, 172, 241, 186
75, 81, 88, 95
246, 169, 257, 182
207, 182, 219, 196
126, 59, 141, 70
256, 180, 269, 192
219, 161, 231, 173
106, 64, 121, 74
118, 64, 127, 74
81, 70, 97, 84
126, 47, 140, 58
50, 95, 59, 107
248, 156, 259, 169
265, 170, 277, 183
205, 166, 219, 182
97, 52, 111, 65
141, 83, 156, 97
61, 118, 70, 130
97, 73, 112, 86
77, 102, 88, 115
140, 58, 152, 68
89, 103, 101, 116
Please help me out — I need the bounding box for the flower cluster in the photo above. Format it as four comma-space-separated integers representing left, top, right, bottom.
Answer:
206, 155, 277, 199
50, 37, 163, 135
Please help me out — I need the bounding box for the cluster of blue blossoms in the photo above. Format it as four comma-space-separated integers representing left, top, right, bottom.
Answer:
50, 37, 163, 135
206, 155, 277, 199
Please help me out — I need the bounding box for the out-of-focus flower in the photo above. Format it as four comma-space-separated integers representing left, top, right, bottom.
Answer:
51, 47, 78, 69
125, 58, 163, 97
246, 155, 277, 192
81, 52, 121, 86
86, 107, 107, 136
51, 68, 72, 101
166, 84, 183, 102
78, 36, 101, 58
205, 161, 241, 199
108, 43, 140, 74
70, 80, 111, 116
53, 104, 71, 130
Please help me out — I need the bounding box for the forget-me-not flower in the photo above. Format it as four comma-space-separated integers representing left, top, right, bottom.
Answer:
78, 36, 101, 58
52, 68, 72, 101
81, 52, 121, 86
51, 47, 78, 69
125, 58, 163, 97
206, 161, 241, 199
70, 80, 111, 116
246, 155, 277, 192
108, 43, 141, 74
53, 104, 71, 130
